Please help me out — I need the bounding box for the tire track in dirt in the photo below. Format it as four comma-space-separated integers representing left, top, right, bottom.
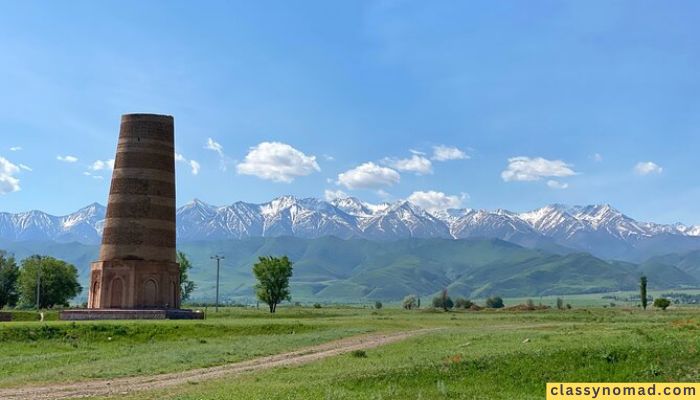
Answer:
0, 329, 436, 400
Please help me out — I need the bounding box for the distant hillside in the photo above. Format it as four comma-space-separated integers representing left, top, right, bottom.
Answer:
3, 197, 700, 262
2, 237, 695, 302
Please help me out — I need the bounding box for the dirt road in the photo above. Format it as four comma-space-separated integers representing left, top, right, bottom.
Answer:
0, 329, 434, 400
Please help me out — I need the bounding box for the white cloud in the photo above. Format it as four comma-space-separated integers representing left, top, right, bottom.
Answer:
175, 153, 201, 175
409, 149, 426, 156
0, 156, 21, 195
57, 155, 78, 163
19, 164, 32, 172
323, 154, 335, 161
337, 162, 400, 190
9, 146, 22, 152
634, 161, 663, 176
236, 141, 320, 183
382, 154, 433, 175
591, 153, 603, 162
501, 156, 577, 182
89, 159, 115, 171
189, 160, 201, 175
432, 145, 469, 161
205, 138, 224, 157
408, 190, 467, 211
546, 180, 569, 189
324, 189, 348, 201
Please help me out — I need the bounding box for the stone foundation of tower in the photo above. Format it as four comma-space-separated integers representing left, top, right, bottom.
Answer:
87, 260, 181, 309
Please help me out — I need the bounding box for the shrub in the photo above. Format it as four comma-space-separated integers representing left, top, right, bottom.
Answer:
526, 299, 535, 308
485, 296, 504, 309
653, 298, 671, 310
402, 295, 418, 310
374, 301, 383, 310
313, 303, 322, 309
350, 349, 367, 358
454, 297, 473, 309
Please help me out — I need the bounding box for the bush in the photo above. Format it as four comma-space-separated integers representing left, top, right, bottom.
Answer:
454, 297, 473, 309
653, 298, 671, 310
526, 299, 535, 308
402, 295, 418, 310
485, 296, 504, 309
350, 350, 367, 358
313, 303, 322, 309
374, 301, 383, 310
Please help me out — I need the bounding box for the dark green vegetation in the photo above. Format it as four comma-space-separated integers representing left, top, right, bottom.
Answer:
253, 256, 294, 313
0, 251, 19, 308
177, 252, 196, 301
18, 255, 81, 308
66, 306, 700, 400
640, 275, 648, 310
2, 237, 700, 302
654, 298, 671, 310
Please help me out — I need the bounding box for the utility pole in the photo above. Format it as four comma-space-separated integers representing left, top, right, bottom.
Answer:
36, 267, 41, 311
210, 255, 225, 312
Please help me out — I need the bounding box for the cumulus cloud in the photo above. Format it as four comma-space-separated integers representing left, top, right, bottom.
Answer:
407, 190, 467, 211
10, 146, 22, 152
57, 155, 78, 163
89, 159, 115, 171
337, 162, 400, 190
175, 153, 201, 175
205, 138, 224, 157
547, 180, 569, 189
501, 156, 577, 182
432, 145, 469, 161
382, 154, 432, 175
236, 142, 320, 183
634, 161, 663, 176
324, 189, 348, 201
0, 156, 21, 195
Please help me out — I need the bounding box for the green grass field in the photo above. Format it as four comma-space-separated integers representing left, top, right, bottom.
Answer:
1, 306, 698, 399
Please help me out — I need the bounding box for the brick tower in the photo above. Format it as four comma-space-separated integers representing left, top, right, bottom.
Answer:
87, 114, 180, 309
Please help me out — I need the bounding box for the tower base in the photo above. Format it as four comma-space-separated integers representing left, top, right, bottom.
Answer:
87, 260, 181, 309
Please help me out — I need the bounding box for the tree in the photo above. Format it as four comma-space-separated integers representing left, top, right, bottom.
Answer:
486, 296, 504, 309
0, 251, 19, 309
653, 298, 671, 310
19, 255, 81, 308
252, 256, 293, 313
432, 289, 454, 311
374, 301, 383, 310
640, 275, 648, 310
455, 297, 473, 309
556, 297, 564, 310
177, 251, 197, 302
402, 294, 418, 310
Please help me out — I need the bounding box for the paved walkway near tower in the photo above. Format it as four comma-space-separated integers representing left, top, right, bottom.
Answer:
0, 329, 436, 400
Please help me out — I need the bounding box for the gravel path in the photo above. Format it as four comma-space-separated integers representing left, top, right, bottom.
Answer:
0, 329, 434, 400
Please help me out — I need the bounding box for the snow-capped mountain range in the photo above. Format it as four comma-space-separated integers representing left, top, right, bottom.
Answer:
2, 196, 700, 260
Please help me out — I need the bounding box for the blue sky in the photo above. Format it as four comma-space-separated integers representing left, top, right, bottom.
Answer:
0, 1, 699, 224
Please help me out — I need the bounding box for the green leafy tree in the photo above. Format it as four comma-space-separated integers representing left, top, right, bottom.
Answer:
0, 251, 20, 309
19, 255, 81, 308
374, 301, 383, 310
454, 297, 473, 309
556, 297, 564, 310
402, 295, 418, 310
177, 251, 197, 302
653, 298, 671, 310
640, 275, 648, 310
252, 256, 293, 313
486, 296, 504, 309
432, 289, 454, 311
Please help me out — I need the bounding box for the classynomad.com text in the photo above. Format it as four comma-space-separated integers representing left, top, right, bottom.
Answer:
546, 383, 698, 400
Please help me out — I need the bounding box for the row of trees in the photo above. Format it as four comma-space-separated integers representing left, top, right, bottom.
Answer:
0, 251, 81, 309
401, 290, 505, 311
